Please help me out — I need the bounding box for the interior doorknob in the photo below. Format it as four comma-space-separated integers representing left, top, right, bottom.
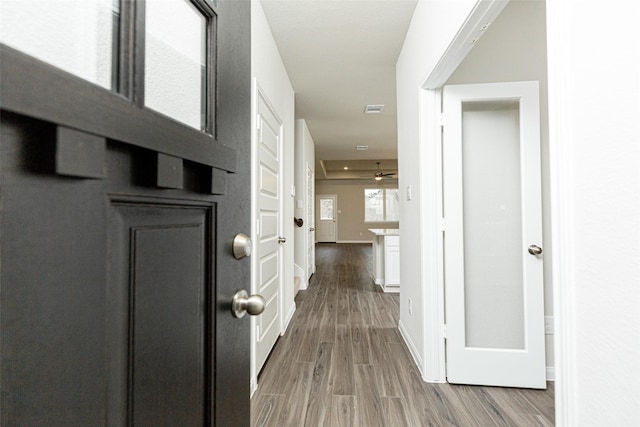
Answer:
528, 244, 543, 255
231, 290, 266, 318
278, 236, 286, 244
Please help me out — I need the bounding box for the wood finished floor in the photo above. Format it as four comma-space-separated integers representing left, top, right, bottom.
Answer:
251, 243, 555, 427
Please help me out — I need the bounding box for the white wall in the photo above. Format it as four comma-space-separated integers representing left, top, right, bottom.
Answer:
546, 1, 640, 425
250, 0, 296, 393
294, 119, 315, 288
396, 0, 479, 378
445, 0, 554, 377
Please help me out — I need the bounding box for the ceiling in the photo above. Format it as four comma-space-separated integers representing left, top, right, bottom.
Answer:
260, 0, 418, 179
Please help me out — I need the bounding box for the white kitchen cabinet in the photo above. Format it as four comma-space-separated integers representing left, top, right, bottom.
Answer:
368, 229, 400, 293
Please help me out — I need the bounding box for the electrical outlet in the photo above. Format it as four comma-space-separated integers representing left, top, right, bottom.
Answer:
544, 316, 554, 334
408, 298, 413, 315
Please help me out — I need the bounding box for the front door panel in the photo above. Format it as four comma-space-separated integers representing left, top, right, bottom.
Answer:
111, 205, 209, 426
0, 0, 251, 425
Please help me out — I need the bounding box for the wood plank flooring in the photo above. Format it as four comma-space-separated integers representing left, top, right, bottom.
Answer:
251, 243, 555, 427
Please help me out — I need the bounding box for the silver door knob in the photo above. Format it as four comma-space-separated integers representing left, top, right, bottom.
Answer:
309, 227, 315, 231
528, 244, 543, 255
278, 236, 286, 244
231, 290, 266, 318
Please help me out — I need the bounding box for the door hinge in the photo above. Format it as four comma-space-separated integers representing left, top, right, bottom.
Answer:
256, 114, 261, 130
440, 218, 446, 231
442, 324, 447, 339
256, 324, 261, 342
256, 219, 261, 236
439, 113, 445, 127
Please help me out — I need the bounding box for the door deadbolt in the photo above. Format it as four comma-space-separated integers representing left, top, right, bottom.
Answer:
231, 290, 266, 318
233, 233, 252, 259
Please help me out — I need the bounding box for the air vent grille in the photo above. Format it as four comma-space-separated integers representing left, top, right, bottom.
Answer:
355, 145, 369, 151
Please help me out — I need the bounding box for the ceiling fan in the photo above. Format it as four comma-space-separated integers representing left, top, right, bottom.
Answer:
373, 162, 396, 181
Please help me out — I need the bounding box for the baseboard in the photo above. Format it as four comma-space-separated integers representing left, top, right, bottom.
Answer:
250, 376, 258, 397
546, 366, 555, 381
336, 240, 372, 244
282, 302, 296, 335
398, 320, 425, 379
294, 276, 301, 295
299, 278, 309, 291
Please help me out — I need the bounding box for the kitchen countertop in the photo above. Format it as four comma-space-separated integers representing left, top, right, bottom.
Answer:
368, 228, 399, 236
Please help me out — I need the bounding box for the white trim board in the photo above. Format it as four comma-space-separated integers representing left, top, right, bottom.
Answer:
282, 303, 296, 335
336, 240, 372, 244
546, 1, 576, 424
398, 320, 429, 382
546, 367, 555, 382
423, 0, 509, 89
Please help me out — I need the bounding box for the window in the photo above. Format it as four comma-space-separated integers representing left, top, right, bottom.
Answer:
145, 0, 208, 130
365, 188, 399, 222
0, 0, 118, 90
319, 197, 335, 220
0, 0, 217, 134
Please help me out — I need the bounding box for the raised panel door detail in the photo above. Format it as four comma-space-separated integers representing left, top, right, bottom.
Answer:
131, 225, 205, 426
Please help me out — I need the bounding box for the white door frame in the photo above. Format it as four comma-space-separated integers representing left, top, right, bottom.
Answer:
250, 80, 285, 394
415, 0, 510, 386
416, 0, 569, 423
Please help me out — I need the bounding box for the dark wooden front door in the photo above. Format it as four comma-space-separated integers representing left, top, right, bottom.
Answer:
0, 1, 250, 425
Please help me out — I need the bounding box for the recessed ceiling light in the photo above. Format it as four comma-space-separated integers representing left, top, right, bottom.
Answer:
343, 166, 349, 170
364, 105, 384, 114
355, 145, 369, 151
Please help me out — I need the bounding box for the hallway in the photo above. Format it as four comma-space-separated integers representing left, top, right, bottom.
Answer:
251, 244, 554, 426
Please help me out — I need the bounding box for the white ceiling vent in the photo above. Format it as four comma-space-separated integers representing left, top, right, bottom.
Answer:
364, 104, 384, 114
355, 145, 369, 151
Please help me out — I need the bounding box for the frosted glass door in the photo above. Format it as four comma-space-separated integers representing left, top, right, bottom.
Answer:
443, 81, 546, 389
462, 100, 524, 350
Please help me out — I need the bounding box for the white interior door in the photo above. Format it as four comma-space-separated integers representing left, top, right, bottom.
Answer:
443, 81, 546, 389
254, 90, 283, 374
316, 195, 337, 243
306, 165, 316, 278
